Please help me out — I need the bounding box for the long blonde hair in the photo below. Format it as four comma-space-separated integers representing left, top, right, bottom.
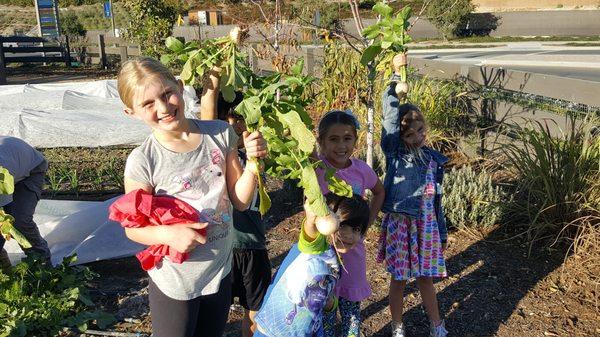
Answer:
117, 57, 178, 109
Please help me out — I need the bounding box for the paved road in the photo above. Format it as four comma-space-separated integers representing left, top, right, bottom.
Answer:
345, 10, 600, 39
409, 45, 600, 82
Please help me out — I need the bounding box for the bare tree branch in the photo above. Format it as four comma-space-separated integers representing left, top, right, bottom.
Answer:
249, 0, 272, 25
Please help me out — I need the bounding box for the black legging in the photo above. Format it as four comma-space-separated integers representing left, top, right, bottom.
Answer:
148, 273, 232, 337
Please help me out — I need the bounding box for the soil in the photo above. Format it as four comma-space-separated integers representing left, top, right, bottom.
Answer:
79, 177, 599, 337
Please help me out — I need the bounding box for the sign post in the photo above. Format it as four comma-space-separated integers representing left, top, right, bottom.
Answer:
104, 0, 117, 36
34, 0, 60, 40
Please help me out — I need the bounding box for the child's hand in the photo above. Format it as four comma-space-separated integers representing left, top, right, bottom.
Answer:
303, 199, 317, 224
392, 53, 407, 75
243, 131, 267, 159
161, 222, 208, 253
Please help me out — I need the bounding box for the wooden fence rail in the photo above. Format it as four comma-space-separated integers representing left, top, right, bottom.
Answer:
0, 35, 71, 85
84, 34, 140, 68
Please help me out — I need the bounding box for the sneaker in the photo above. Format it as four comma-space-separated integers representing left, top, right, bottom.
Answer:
429, 319, 448, 337
391, 322, 406, 337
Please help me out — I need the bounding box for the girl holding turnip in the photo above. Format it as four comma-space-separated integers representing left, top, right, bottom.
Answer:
378, 54, 449, 337
315, 110, 385, 337
115, 57, 267, 337
253, 194, 370, 337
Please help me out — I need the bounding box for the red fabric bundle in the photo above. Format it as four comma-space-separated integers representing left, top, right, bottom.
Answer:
108, 189, 204, 271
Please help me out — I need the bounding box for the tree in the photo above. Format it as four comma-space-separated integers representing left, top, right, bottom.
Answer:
122, 0, 181, 58
59, 11, 86, 38
425, 0, 474, 40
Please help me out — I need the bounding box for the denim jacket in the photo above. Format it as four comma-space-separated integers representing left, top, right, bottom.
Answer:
381, 77, 449, 243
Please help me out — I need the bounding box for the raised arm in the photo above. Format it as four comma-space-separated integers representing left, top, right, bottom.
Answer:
199, 67, 220, 120
226, 131, 267, 211
381, 72, 402, 156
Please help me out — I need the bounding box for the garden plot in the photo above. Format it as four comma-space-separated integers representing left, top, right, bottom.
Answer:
1, 79, 198, 267
0, 80, 199, 148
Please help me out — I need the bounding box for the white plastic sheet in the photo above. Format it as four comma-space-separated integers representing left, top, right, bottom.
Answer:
0, 79, 199, 148
4, 198, 144, 266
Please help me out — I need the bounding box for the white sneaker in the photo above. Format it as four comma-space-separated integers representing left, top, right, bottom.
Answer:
392, 322, 406, 337
430, 320, 448, 337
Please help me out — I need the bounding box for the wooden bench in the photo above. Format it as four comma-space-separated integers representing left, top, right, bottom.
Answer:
0, 35, 71, 85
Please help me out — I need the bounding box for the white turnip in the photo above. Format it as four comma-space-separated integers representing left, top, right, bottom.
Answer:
315, 211, 340, 236
395, 81, 409, 98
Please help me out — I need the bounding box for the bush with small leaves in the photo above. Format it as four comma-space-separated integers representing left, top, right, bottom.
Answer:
442, 165, 505, 230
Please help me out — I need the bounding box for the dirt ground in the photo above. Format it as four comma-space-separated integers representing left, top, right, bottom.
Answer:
81, 178, 599, 337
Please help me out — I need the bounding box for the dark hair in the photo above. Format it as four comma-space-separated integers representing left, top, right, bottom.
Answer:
397, 103, 425, 136
317, 110, 359, 140
325, 193, 370, 235
217, 91, 244, 121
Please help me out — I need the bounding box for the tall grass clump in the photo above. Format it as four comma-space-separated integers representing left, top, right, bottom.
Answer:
501, 115, 600, 245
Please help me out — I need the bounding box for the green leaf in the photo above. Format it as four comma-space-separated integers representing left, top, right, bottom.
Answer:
276, 111, 316, 153
290, 58, 304, 76
373, 2, 394, 17
8, 226, 31, 249
180, 58, 194, 83
361, 24, 380, 39
159, 54, 172, 65
165, 36, 184, 53
0, 167, 14, 195
235, 96, 262, 126
324, 168, 353, 197
360, 44, 382, 66
301, 166, 329, 217
221, 85, 236, 103
400, 6, 412, 21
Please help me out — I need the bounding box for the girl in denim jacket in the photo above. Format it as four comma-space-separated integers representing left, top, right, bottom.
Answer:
377, 55, 449, 337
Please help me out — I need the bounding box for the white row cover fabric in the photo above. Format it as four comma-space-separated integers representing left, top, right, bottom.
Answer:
0, 80, 199, 148
4, 198, 144, 266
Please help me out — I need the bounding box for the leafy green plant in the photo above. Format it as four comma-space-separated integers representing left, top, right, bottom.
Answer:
122, 0, 180, 58
0, 254, 115, 336
0, 167, 31, 249
425, 0, 475, 40
161, 30, 251, 103
45, 168, 64, 196
501, 116, 600, 244
235, 59, 353, 216
360, 2, 412, 81
442, 165, 506, 231
162, 32, 352, 217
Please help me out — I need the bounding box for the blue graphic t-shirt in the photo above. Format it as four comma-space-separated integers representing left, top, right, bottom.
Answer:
255, 228, 340, 337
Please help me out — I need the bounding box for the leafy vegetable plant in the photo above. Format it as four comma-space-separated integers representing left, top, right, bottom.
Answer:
0, 167, 31, 249
161, 27, 251, 103
162, 30, 352, 220
235, 59, 353, 217
0, 255, 115, 336
360, 2, 412, 97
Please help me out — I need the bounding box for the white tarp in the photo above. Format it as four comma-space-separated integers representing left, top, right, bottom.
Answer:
4, 198, 144, 266
0, 80, 199, 148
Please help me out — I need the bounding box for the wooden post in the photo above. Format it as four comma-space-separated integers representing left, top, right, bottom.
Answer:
0, 36, 7, 85
303, 46, 314, 76
97, 34, 106, 69
63, 35, 71, 67
119, 45, 128, 64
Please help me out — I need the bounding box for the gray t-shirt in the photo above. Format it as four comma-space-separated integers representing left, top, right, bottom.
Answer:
124, 120, 238, 300
0, 136, 47, 207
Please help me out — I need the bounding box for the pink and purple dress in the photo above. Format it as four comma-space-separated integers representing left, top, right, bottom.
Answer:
377, 160, 447, 280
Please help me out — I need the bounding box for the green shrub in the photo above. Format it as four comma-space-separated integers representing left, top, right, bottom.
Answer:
0, 255, 114, 335
425, 0, 474, 40
442, 165, 505, 230
501, 116, 600, 243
